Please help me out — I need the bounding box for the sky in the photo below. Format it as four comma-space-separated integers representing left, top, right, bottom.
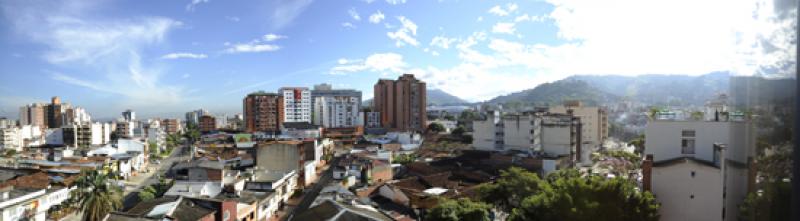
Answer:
0, 0, 796, 119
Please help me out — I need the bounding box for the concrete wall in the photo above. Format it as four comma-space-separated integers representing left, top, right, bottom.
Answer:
652, 161, 723, 221
256, 143, 302, 172
472, 118, 497, 151
541, 125, 572, 157
502, 115, 539, 151
645, 121, 754, 163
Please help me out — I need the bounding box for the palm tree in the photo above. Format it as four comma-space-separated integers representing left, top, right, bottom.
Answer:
72, 170, 123, 221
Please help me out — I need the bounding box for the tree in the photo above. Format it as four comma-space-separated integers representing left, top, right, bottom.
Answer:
428, 122, 446, 134
629, 134, 645, 154
476, 167, 546, 212
394, 153, 417, 165
740, 144, 792, 221
444, 115, 456, 121
426, 198, 492, 221
72, 170, 123, 221
510, 170, 659, 221
477, 168, 659, 221
451, 127, 466, 137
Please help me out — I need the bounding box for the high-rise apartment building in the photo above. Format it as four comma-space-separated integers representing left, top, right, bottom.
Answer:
122, 109, 136, 121
279, 87, 311, 123
373, 74, 427, 132
185, 109, 209, 127
199, 115, 216, 133
21, 97, 90, 128
549, 101, 608, 147
161, 119, 181, 135
19, 103, 46, 128
244, 92, 283, 133
311, 84, 362, 128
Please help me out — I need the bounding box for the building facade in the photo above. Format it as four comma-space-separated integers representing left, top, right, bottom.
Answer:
199, 115, 217, 133
19, 103, 46, 128
279, 87, 311, 123
643, 112, 755, 221
244, 92, 282, 133
373, 74, 427, 132
311, 84, 362, 128
161, 118, 181, 135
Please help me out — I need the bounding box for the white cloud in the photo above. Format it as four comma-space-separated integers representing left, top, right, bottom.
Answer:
225, 43, 280, 53
182, 73, 191, 78
225, 33, 286, 53
186, 0, 209, 12
488, 3, 517, 16
161, 53, 208, 59
1, 1, 191, 109
263, 34, 287, 41
348, 7, 361, 21
386, 0, 406, 5
331, 53, 406, 74
514, 14, 546, 23
342, 22, 357, 29
491, 22, 515, 34
430, 36, 457, 49
538, 0, 796, 77
269, 0, 313, 30
369, 10, 385, 24
363, 0, 376, 3
386, 16, 418, 47
225, 16, 240, 22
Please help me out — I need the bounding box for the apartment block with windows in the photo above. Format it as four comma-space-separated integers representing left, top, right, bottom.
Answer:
311, 84, 362, 128
279, 87, 311, 123
244, 91, 283, 133
643, 110, 755, 221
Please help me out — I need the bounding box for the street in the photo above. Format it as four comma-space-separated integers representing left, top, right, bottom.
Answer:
285, 156, 341, 221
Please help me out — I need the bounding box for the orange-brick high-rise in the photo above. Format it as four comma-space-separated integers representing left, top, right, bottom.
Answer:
373, 74, 426, 132
243, 91, 283, 133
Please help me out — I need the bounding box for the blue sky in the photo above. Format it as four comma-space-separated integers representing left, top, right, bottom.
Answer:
0, 0, 795, 119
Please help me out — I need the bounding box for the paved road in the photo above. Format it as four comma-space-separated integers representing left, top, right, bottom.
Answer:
286, 156, 341, 221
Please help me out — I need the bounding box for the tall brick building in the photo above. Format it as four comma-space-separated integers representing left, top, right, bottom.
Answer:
373, 74, 427, 132
243, 91, 283, 133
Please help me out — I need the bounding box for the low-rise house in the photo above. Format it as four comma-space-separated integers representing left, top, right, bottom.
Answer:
104, 196, 239, 221
0, 187, 46, 221
165, 181, 223, 198
245, 170, 298, 208
293, 199, 394, 221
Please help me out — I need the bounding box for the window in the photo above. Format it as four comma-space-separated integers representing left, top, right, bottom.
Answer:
682, 139, 695, 154
681, 130, 696, 154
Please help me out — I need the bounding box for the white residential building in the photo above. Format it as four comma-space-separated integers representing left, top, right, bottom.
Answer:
0, 128, 22, 151
90, 122, 111, 145
473, 111, 579, 153
44, 128, 63, 145
147, 121, 166, 153
19, 125, 43, 147
644, 112, 755, 221
280, 87, 312, 123
311, 84, 362, 128
549, 101, 608, 148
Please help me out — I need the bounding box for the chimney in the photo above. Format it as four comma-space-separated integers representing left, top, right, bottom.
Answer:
642, 154, 653, 192
747, 157, 757, 193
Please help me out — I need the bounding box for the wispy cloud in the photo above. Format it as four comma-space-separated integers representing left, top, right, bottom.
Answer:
1, 1, 190, 109
186, 0, 209, 12
348, 7, 361, 21
386, 16, 418, 47
224, 34, 287, 53
342, 22, 357, 29
385, 0, 406, 5
491, 22, 515, 34
225, 16, 240, 22
488, 3, 517, 16
225, 43, 281, 53
331, 53, 406, 74
269, 0, 313, 30
368, 10, 385, 24
161, 52, 208, 59
263, 34, 287, 41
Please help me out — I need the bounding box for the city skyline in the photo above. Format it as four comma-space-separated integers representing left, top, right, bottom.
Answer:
0, 0, 795, 119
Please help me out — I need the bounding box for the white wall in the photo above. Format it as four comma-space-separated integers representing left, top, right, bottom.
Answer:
645, 121, 754, 163
502, 115, 540, 151
652, 161, 724, 221
541, 125, 572, 157
472, 118, 498, 151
